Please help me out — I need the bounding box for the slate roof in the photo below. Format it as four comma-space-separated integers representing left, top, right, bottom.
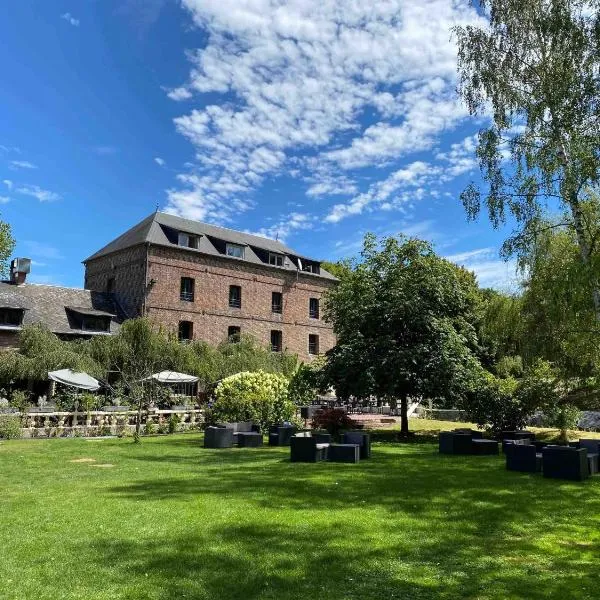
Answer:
0, 282, 123, 335
83, 212, 337, 281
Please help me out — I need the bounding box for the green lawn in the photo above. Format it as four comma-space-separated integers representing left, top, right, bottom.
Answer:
1, 427, 599, 600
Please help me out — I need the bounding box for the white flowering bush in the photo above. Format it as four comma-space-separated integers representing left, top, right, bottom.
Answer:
209, 370, 294, 431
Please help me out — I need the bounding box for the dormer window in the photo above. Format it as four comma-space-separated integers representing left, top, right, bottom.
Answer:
66, 307, 113, 333
226, 243, 245, 259
0, 307, 24, 327
269, 253, 284, 267
178, 232, 199, 249
81, 316, 111, 332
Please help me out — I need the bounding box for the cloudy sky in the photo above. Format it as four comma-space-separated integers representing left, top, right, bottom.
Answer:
0, 0, 518, 289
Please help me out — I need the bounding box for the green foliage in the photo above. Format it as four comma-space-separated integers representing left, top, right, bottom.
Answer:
321, 259, 353, 280
0, 415, 21, 439
461, 370, 532, 433
323, 233, 483, 434
310, 408, 356, 441
144, 419, 156, 435
494, 356, 523, 379
520, 214, 600, 376
454, 1, 600, 315
208, 370, 293, 432
477, 289, 523, 368
0, 215, 15, 277
168, 414, 180, 434
9, 390, 30, 414
287, 358, 326, 406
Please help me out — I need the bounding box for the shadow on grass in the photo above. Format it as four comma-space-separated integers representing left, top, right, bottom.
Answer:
101, 444, 600, 599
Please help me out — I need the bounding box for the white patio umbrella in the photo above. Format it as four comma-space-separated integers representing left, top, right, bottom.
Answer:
48, 369, 101, 391
144, 371, 199, 384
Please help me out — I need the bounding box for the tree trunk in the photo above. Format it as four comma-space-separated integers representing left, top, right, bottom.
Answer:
569, 194, 600, 320
134, 399, 142, 443
399, 394, 409, 437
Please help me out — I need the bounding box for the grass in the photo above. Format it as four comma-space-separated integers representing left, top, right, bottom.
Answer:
1, 421, 599, 600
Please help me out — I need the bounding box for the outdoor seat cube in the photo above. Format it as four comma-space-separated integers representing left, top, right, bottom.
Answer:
453, 428, 485, 440
204, 426, 234, 449
501, 430, 536, 442
269, 425, 296, 446
542, 446, 589, 481
472, 439, 499, 455
290, 434, 328, 462
236, 432, 263, 448
342, 431, 371, 459
312, 431, 332, 444
328, 443, 360, 463
506, 442, 541, 472
439, 432, 473, 455
579, 439, 600, 475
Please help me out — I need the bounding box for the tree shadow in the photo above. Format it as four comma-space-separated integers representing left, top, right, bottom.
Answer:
100, 443, 600, 598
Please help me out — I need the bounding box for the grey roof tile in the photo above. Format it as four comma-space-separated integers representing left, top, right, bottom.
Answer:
0, 282, 123, 335
83, 212, 337, 281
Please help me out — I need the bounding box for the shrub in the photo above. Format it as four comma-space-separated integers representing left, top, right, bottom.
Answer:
10, 390, 30, 414
288, 358, 326, 406
144, 420, 156, 435
311, 408, 357, 440
168, 414, 180, 434
461, 371, 532, 433
0, 415, 21, 439
208, 370, 293, 432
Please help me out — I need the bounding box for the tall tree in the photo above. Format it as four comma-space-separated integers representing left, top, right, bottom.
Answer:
323, 234, 482, 436
0, 214, 14, 277
454, 1, 600, 317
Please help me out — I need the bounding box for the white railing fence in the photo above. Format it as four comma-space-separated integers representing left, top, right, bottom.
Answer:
2, 408, 205, 438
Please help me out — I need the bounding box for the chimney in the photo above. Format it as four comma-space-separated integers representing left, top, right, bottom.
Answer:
10, 258, 31, 286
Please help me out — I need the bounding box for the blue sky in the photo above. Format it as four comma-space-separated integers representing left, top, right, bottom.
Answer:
0, 0, 518, 289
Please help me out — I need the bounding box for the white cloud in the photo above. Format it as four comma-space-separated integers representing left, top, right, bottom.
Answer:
2, 180, 13, 190
436, 134, 478, 178
154, 157, 166, 166
61, 12, 80, 27
167, 87, 193, 101
446, 247, 520, 290
9, 160, 37, 170
0, 196, 10, 204
166, 0, 484, 222
15, 184, 60, 202
325, 161, 438, 223
249, 212, 315, 241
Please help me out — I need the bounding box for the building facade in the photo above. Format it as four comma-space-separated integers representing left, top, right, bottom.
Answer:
84, 212, 337, 362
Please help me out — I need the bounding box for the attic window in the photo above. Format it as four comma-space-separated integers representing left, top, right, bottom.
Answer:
269, 253, 284, 267
302, 262, 320, 274
226, 243, 245, 259
0, 308, 24, 327
81, 316, 111, 332
178, 232, 199, 249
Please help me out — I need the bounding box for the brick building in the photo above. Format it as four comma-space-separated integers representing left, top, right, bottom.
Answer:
84, 212, 337, 361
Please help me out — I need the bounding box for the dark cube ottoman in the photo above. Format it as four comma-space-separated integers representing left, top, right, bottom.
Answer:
204, 426, 234, 448
237, 432, 263, 448
328, 444, 360, 463
472, 439, 499, 455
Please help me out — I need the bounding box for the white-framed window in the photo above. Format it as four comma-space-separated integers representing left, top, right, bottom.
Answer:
269, 253, 284, 267
226, 243, 245, 258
